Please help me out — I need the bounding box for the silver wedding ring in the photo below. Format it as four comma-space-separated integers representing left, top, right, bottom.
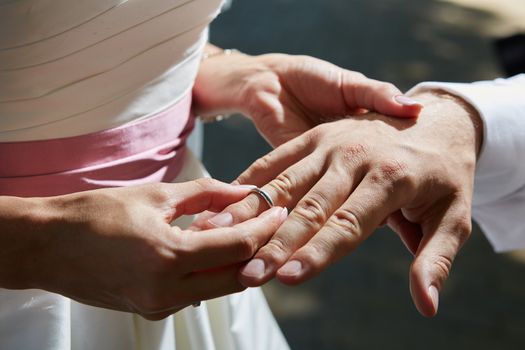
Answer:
250, 187, 274, 208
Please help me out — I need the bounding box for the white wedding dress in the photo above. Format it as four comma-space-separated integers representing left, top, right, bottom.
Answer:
0, 1, 289, 349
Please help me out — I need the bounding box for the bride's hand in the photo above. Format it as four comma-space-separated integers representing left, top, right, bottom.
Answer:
0, 180, 287, 320
193, 49, 422, 146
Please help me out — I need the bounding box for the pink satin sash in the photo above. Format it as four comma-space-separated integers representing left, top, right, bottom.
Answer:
0, 94, 194, 197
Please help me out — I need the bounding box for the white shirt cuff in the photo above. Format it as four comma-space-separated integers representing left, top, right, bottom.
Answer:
407, 75, 525, 252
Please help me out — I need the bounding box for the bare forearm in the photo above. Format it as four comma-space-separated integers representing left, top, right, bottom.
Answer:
0, 196, 50, 289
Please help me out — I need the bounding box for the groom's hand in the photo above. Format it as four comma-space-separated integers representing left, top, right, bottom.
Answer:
193, 90, 483, 317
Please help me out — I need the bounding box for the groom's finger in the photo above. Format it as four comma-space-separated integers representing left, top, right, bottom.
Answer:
274, 170, 407, 285
239, 166, 356, 287
235, 130, 315, 187
202, 153, 324, 230
192, 132, 321, 230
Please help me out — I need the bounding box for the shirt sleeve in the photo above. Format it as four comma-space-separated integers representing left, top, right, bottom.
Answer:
407, 74, 525, 252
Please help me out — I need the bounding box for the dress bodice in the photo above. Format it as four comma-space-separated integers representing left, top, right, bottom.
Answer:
0, 0, 223, 141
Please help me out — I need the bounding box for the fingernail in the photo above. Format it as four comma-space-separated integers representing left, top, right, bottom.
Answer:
279, 260, 302, 276
207, 212, 233, 228
242, 259, 266, 278
234, 184, 258, 190
394, 95, 421, 107
428, 285, 440, 312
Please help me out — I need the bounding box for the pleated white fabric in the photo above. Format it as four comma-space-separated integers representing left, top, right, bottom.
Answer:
1, 1, 291, 349
0, 151, 290, 350
0, 0, 221, 141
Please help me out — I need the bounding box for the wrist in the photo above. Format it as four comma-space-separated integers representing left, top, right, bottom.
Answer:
193, 49, 279, 119
0, 196, 55, 289
193, 46, 251, 116
409, 90, 484, 158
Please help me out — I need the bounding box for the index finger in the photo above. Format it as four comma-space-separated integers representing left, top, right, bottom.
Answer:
177, 206, 288, 272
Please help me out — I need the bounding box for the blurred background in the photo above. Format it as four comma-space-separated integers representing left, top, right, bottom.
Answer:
203, 1, 525, 349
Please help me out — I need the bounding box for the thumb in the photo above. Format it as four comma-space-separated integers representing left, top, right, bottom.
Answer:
409, 204, 472, 317
387, 210, 423, 256
342, 72, 423, 118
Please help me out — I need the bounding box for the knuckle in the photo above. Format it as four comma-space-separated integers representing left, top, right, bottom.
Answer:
135, 238, 179, 277
379, 160, 407, 180
237, 154, 274, 183
236, 233, 258, 260
260, 238, 289, 263
352, 71, 367, 81
343, 71, 367, 86
327, 208, 362, 248
453, 217, 472, 243
338, 143, 369, 164
170, 234, 192, 260
411, 254, 453, 289
241, 76, 281, 121
230, 197, 258, 217
371, 159, 413, 189
268, 172, 295, 198
298, 244, 327, 270
377, 82, 397, 94
433, 255, 453, 282
242, 72, 278, 97
194, 177, 220, 190
305, 124, 325, 143
293, 193, 330, 228
252, 154, 273, 172
147, 183, 169, 200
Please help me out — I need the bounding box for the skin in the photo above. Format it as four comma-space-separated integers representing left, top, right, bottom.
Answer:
193, 47, 422, 147
0, 47, 418, 320
0, 180, 287, 320
193, 90, 484, 317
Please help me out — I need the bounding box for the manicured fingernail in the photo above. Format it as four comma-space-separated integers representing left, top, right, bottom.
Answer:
243, 259, 266, 278
428, 285, 439, 312
234, 184, 258, 190
207, 212, 233, 228
279, 260, 302, 276
394, 95, 421, 107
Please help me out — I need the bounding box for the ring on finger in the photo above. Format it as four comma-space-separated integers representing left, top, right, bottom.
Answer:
250, 187, 274, 208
